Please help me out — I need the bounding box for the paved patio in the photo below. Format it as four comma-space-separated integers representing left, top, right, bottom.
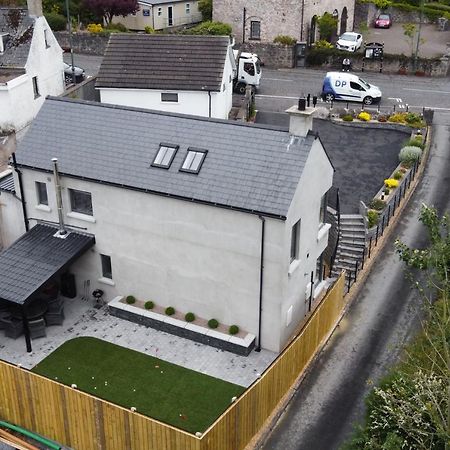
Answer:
0, 297, 276, 387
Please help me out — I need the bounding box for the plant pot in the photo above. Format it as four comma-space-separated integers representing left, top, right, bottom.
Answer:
415, 70, 426, 77
398, 68, 407, 75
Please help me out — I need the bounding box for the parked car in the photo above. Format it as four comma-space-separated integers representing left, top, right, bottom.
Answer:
374, 13, 392, 28
335, 32, 363, 52
321, 72, 382, 105
63, 62, 85, 84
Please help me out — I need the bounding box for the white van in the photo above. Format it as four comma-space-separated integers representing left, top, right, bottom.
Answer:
321, 72, 382, 105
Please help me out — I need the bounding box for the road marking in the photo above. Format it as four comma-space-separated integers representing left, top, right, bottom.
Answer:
263, 77, 294, 82
256, 94, 300, 100
388, 97, 403, 102
402, 88, 450, 94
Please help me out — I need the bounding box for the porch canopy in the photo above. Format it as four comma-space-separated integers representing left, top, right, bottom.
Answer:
0, 223, 95, 350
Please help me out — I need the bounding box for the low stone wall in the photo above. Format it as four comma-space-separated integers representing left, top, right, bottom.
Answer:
236, 42, 295, 68
55, 31, 109, 56
62, 77, 100, 102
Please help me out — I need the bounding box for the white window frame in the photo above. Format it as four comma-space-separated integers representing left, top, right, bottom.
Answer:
68, 188, 93, 216
152, 144, 178, 168
157, 6, 162, 16
161, 92, 178, 102
35, 181, 48, 206
180, 148, 207, 174
185, 3, 190, 13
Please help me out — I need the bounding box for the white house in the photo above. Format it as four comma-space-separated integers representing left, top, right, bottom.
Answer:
112, 0, 202, 31
0, 0, 64, 134
95, 34, 234, 120
3, 97, 334, 353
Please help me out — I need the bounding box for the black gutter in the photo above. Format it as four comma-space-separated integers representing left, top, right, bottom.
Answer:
208, 91, 212, 118
17, 165, 287, 221
255, 215, 265, 352
12, 153, 29, 231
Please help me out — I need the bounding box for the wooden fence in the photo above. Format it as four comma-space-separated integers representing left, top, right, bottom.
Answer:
0, 272, 345, 450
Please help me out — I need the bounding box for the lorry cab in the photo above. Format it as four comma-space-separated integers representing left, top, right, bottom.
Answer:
321, 72, 382, 105
233, 50, 262, 94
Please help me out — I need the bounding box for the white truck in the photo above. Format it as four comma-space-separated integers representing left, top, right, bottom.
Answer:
232, 49, 262, 94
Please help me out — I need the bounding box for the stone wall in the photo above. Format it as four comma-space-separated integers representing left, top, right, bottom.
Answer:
55, 32, 109, 56
237, 42, 295, 68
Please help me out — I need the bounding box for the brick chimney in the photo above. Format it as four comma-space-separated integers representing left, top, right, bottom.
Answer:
27, 0, 43, 17
286, 98, 315, 138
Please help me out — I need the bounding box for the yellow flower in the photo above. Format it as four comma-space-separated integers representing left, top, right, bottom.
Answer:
384, 178, 399, 189
358, 111, 371, 122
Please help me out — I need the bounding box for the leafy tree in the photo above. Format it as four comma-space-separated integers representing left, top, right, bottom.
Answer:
317, 12, 337, 42
198, 0, 212, 21
82, 0, 138, 25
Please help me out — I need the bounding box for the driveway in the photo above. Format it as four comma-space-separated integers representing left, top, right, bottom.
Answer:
365, 23, 450, 57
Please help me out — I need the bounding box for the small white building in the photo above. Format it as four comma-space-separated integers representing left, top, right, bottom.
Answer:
96, 34, 234, 120
112, 0, 202, 31
0, 0, 64, 134
4, 97, 334, 353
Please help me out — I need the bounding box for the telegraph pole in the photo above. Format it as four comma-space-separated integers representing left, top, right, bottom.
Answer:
65, 0, 76, 84
414, 0, 423, 71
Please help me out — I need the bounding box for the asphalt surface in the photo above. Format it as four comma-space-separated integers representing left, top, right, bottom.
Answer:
262, 111, 450, 450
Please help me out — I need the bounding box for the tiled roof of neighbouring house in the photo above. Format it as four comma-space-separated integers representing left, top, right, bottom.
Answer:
0, 172, 14, 193
0, 8, 34, 68
96, 34, 229, 92
16, 97, 316, 218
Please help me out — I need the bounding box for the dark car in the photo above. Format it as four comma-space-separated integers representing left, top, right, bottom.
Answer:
374, 13, 392, 28
63, 62, 86, 84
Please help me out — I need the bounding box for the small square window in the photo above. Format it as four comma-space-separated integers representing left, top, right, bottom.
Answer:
143, 9, 150, 16
36, 181, 48, 206
152, 144, 178, 168
250, 21, 261, 40
101, 254, 112, 279
157, 7, 162, 16
180, 148, 207, 174
290, 219, 300, 262
186, 3, 190, 13
32, 76, 40, 98
69, 188, 93, 216
161, 92, 178, 102
44, 29, 50, 48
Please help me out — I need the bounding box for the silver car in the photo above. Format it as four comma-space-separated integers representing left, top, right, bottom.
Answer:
63, 62, 86, 84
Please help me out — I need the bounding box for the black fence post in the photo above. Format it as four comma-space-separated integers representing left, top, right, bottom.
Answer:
375, 225, 379, 246
381, 214, 386, 235
387, 204, 391, 226
369, 236, 372, 258
393, 192, 398, 214
361, 247, 366, 270
408, 170, 412, 189
347, 271, 351, 293
354, 262, 358, 283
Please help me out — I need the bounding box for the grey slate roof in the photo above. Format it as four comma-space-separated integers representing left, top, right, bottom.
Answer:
140, 0, 189, 4
0, 8, 34, 68
0, 223, 95, 305
16, 97, 315, 218
0, 173, 14, 193
96, 34, 229, 91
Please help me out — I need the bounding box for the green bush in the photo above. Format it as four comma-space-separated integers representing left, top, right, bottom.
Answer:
126, 295, 136, 304
384, 187, 391, 195
341, 114, 354, 121
185, 312, 196, 322
317, 12, 337, 41
399, 145, 422, 163
104, 22, 128, 32
426, 2, 450, 12
313, 39, 334, 49
229, 325, 239, 335
404, 137, 424, 149
306, 47, 342, 65
144, 26, 156, 34
273, 35, 297, 45
165, 306, 175, 316
208, 318, 219, 329
144, 301, 154, 310
393, 170, 403, 180
369, 198, 386, 210
45, 13, 67, 31
367, 210, 379, 228
184, 21, 232, 36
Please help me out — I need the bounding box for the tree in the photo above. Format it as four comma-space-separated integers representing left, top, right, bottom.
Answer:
317, 12, 337, 42
198, 0, 212, 21
82, 0, 138, 25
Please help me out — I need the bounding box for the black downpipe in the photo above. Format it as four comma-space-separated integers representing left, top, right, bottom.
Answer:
300, 0, 305, 41
12, 153, 29, 231
255, 215, 265, 352
208, 91, 212, 118
21, 308, 32, 353
329, 188, 340, 274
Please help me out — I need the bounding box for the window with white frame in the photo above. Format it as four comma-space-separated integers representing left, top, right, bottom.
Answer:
44, 29, 50, 48
161, 92, 178, 102
157, 6, 162, 16
290, 219, 301, 262
69, 188, 93, 216
101, 254, 112, 279
32, 76, 40, 98
35, 181, 48, 206
180, 149, 207, 174
152, 144, 178, 168
250, 21, 261, 40
186, 3, 190, 13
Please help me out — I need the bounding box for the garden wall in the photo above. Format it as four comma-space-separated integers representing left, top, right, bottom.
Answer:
55, 32, 109, 56
236, 42, 295, 68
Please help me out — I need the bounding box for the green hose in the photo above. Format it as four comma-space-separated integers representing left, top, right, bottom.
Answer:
0, 420, 61, 450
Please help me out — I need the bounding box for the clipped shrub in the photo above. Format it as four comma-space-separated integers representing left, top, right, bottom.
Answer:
405, 112, 421, 125
384, 187, 391, 195
185, 312, 196, 322
126, 295, 136, 304
184, 21, 232, 36
313, 39, 334, 49
165, 306, 175, 316
144, 26, 156, 34
341, 114, 354, 122
358, 111, 371, 122
404, 137, 424, 149
367, 210, 379, 228
306, 47, 342, 65
45, 12, 67, 31
388, 112, 407, 124
369, 198, 386, 211
144, 301, 154, 310
273, 35, 297, 45
229, 325, 239, 335
87, 23, 103, 33
399, 145, 422, 164
393, 170, 403, 180
384, 178, 399, 189
208, 318, 219, 329
105, 22, 128, 32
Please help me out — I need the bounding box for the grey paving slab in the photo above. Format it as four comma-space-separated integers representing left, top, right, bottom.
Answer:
0, 297, 276, 387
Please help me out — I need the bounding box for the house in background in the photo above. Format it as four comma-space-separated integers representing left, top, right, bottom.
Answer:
213, 0, 355, 45
96, 34, 234, 119
0, 0, 64, 134
112, 0, 202, 31
4, 96, 334, 353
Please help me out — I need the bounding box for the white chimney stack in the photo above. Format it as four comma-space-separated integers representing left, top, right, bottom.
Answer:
286, 99, 315, 137
27, 0, 43, 17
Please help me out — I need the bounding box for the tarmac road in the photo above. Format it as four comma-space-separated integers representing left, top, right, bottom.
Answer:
262, 111, 450, 450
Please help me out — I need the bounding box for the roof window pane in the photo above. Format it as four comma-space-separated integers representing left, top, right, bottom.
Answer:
180, 149, 207, 174
152, 144, 178, 168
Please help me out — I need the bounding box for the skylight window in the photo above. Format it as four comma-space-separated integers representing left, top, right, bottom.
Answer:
152, 144, 178, 168
180, 149, 207, 174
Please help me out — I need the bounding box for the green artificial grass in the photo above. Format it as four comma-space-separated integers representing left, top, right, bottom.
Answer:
31, 337, 245, 433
